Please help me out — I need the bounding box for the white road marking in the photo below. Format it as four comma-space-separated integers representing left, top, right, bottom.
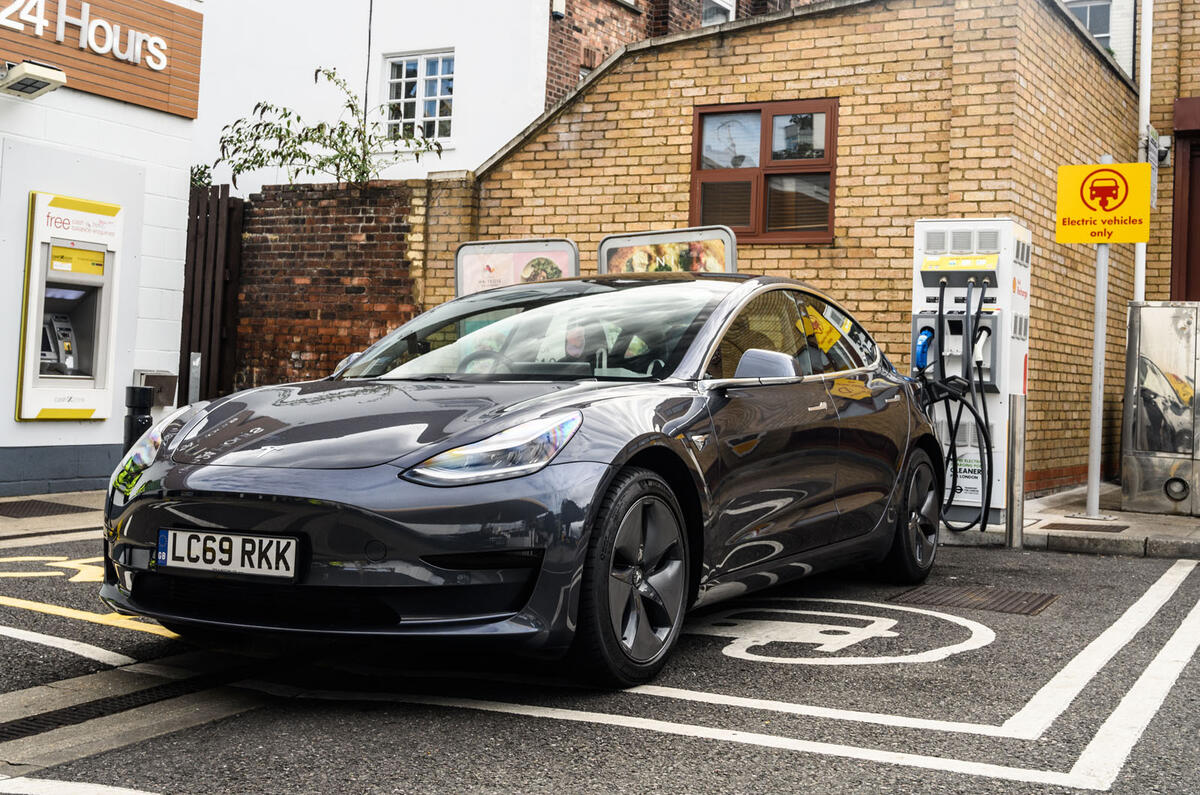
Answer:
0, 777, 158, 795
1069, 587, 1200, 789
0, 624, 135, 667
1001, 557, 1197, 739
0, 531, 101, 551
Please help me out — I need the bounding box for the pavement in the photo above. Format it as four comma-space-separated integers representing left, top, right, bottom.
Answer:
941, 481, 1200, 559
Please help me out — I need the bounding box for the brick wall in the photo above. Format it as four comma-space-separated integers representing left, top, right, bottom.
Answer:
1012, 0, 1138, 492
547, 0, 652, 109
235, 182, 422, 389
471, 0, 1139, 494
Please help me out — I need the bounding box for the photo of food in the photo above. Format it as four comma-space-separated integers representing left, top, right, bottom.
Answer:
605, 239, 727, 274
520, 256, 563, 281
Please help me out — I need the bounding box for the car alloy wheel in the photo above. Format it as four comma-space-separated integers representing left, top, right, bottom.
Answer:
907, 459, 940, 567
607, 495, 686, 663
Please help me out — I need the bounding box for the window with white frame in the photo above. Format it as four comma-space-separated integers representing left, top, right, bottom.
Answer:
385, 51, 455, 140
1067, 1, 1111, 49
701, 0, 735, 26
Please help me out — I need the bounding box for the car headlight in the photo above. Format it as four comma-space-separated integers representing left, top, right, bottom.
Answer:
404, 411, 583, 486
111, 402, 209, 496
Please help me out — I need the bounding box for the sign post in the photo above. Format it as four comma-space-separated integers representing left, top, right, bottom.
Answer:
1056, 158, 1151, 520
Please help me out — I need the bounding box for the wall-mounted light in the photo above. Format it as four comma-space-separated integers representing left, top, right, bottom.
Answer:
551, 0, 566, 20
0, 60, 67, 99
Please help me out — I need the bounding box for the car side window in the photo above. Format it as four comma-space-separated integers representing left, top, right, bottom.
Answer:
706, 290, 810, 379
793, 293, 875, 374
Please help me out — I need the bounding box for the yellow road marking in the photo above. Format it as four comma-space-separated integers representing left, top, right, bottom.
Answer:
0, 572, 62, 577
0, 554, 105, 582
0, 594, 177, 638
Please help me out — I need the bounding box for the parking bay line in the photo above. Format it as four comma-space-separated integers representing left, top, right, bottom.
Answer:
634, 558, 1198, 740
288, 591, 1200, 792
0, 531, 101, 551
0, 595, 178, 638
0, 624, 135, 667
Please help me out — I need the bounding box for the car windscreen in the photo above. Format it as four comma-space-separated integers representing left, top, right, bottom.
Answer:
338, 279, 728, 382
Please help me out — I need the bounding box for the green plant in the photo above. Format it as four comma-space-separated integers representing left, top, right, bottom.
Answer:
214, 67, 441, 188
190, 163, 212, 188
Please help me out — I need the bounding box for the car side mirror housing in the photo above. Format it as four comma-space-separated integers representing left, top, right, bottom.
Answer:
733, 348, 800, 379
333, 351, 363, 376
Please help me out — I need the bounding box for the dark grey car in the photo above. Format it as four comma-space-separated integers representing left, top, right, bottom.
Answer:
101, 273, 942, 685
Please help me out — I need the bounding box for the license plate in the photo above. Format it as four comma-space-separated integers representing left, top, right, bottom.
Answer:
156, 529, 298, 579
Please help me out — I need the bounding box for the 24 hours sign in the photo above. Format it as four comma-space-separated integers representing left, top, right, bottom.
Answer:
1055, 163, 1151, 244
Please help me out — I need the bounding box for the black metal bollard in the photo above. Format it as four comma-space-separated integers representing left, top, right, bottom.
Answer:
124, 386, 155, 453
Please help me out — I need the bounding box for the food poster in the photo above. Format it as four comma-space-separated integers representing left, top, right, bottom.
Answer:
458, 248, 570, 296
605, 238, 727, 274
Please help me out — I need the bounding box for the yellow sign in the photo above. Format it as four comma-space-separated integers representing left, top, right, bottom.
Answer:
50, 245, 104, 275
1056, 163, 1151, 244
921, 254, 1000, 271
800, 306, 841, 353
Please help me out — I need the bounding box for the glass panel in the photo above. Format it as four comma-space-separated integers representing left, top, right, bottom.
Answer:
387, 104, 401, 120
441, 56, 454, 74
700, 181, 752, 227
405, 60, 417, 78
438, 120, 452, 138
426, 79, 438, 97
706, 291, 806, 379
402, 101, 415, 119
439, 99, 452, 117
699, 112, 760, 169
423, 120, 436, 137
426, 58, 439, 76
1089, 3, 1110, 34
1069, 5, 1088, 24
389, 84, 405, 100
391, 62, 405, 80
794, 294, 864, 374
425, 100, 437, 117
441, 78, 454, 95
1133, 307, 1195, 453
701, 0, 732, 26
402, 121, 415, 137
765, 174, 831, 232
772, 112, 825, 160
404, 82, 417, 99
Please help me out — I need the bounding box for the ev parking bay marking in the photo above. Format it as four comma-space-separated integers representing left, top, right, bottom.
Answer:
684, 598, 995, 665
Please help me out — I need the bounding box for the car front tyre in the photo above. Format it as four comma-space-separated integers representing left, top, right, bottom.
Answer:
572, 467, 690, 687
880, 448, 940, 584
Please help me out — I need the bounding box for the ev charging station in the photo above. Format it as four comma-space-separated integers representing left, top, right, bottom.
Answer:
910, 219, 1032, 532
15, 192, 125, 420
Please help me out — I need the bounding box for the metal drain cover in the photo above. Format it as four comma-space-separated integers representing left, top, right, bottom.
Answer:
1041, 522, 1129, 534
0, 499, 95, 519
891, 585, 1058, 615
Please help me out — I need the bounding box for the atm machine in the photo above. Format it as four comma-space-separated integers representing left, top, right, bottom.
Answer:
16, 192, 123, 420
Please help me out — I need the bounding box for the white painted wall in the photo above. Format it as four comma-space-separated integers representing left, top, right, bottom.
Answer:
193, 0, 550, 197
0, 1, 199, 455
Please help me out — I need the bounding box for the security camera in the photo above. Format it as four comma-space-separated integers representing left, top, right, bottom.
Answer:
551, 0, 565, 19
1157, 135, 1172, 167
0, 60, 67, 99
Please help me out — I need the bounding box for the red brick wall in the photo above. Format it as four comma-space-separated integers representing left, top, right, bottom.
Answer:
547, 0, 652, 109
234, 182, 421, 389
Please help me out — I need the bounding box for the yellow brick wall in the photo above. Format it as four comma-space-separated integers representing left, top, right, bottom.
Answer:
1011, 0, 1138, 490
458, 0, 1138, 492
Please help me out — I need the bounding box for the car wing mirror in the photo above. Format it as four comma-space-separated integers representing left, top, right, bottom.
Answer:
333, 351, 363, 376
733, 348, 800, 380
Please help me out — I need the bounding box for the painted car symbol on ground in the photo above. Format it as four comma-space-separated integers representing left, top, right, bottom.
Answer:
684, 597, 995, 665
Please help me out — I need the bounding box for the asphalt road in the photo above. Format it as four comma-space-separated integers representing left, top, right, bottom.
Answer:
0, 531, 1196, 794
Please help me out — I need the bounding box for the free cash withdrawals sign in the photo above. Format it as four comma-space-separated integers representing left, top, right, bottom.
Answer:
1055, 163, 1151, 244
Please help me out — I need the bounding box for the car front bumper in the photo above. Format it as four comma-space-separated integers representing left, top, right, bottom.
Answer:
100, 459, 611, 654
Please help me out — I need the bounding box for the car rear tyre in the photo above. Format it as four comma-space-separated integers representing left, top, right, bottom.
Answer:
880, 449, 940, 584
572, 467, 690, 687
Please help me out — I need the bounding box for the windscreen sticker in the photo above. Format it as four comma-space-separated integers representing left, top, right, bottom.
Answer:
804, 306, 842, 353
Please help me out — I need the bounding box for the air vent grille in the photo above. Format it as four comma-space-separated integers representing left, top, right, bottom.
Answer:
976, 229, 1000, 252
925, 230, 946, 254
950, 230, 974, 253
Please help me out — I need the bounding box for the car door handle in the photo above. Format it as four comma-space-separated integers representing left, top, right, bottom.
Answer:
885, 395, 902, 404
807, 401, 827, 412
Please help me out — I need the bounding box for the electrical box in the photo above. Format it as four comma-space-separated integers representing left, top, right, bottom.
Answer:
1122, 303, 1199, 515
16, 192, 124, 420
911, 218, 1033, 525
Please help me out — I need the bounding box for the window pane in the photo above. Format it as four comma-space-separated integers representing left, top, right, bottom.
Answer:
389, 84, 405, 100
423, 120, 436, 137
441, 56, 454, 74
439, 99, 452, 117
402, 121, 415, 137
766, 174, 831, 232
387, 104, 401, 121
402, 101, 415, 119
700, 181, 752, 227
772, 112, 825, 159
1089, 3, 1109, 34
1069, 5, 1088, 24
439, 120, 452, 137
425, 100, 437, 117
405, 60, 417, 78
426, 59, 439, 76
441, 78, 453, 95
405, 82, 417, 99
391, 62, 405, 80
794, 294, 864, 374
707, 291, 805, 379
425, 79, 438, 97
702, 0, 732, 26
700, 112, 760, 169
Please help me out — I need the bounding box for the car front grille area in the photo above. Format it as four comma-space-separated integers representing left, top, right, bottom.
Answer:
131, 569, 540, 629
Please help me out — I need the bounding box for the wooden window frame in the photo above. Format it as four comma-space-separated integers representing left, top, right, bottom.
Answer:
690, 99, 838, 245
